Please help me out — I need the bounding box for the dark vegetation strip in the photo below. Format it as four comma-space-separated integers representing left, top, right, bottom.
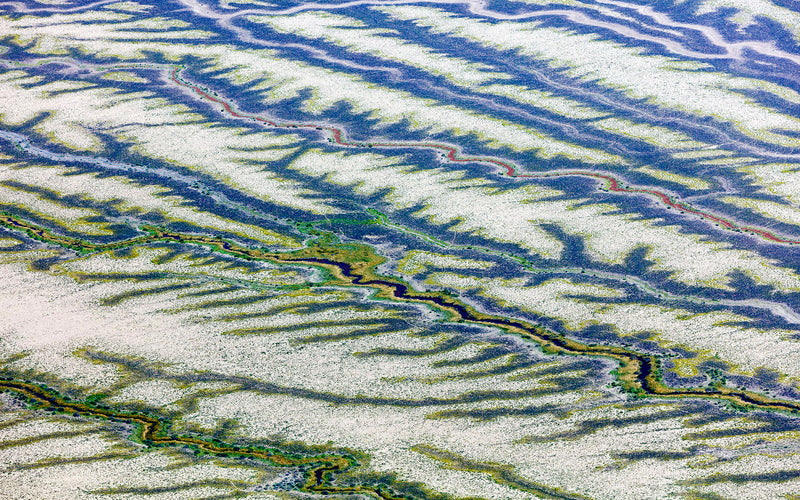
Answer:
0, 378, 410, 499
3, 211, 800, 415
2, 211, 800, 497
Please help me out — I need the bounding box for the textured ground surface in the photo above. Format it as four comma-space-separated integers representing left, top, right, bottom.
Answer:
3, 0, 800, 498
